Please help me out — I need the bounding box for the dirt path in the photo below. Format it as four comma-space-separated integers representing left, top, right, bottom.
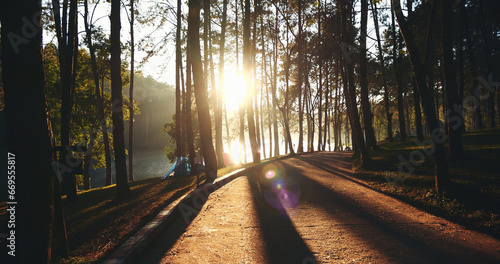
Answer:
137, 152, 500, 263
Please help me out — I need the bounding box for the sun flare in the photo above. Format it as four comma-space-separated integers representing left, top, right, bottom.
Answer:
223, 70, 247, 111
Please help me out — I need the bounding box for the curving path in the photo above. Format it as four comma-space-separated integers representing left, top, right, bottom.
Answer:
137, 152, 500, 264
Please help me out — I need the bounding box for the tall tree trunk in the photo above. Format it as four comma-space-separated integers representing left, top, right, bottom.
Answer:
244, 0, 260, 163
216, 0, 228, 167
175, 0, 183, 160
323, 65, 330, 150
479, 0, 495, 127
83, 133, 95, 190
457, 0, 466, 132
129, 0, 136, 182
441, 0, 463, 159
188, 0, 218, 181
1, 1, 57, 261
463, 1, 483, 129
261, 12, 272, 157
208, 16, 222, 168
83, 0, 112, 186
360, 0, 377, 148
371, 0, 392, 141
111, 0, 130, 199
392, 8, 406, 141
297, 0, 305, 153
392, 0, 449, 193
317, 0, 323, 151
54, 0, 79, 201
284, 24, 295, 154
235, 0, 246, 163
185, 42, 197, 175
272, 8, 280, 156
339, 0, 370, 165
413, 79, 424, 141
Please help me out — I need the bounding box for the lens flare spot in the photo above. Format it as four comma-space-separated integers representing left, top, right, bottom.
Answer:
265, 170, 276, 179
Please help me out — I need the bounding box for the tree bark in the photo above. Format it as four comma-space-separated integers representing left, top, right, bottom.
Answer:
339, 0, 370, 165
272, 8, 280, 156
360, 0, 377, 148
392, 0, 449, 193
297, 0, 304, 153
175, 0, 183, 160
1, 1, 57, 261
53, 0, 79, 201
188, 0, 218, 181
441, 0, 463, 159
185, 40, 197, 175
129, 0, 136, 182
244, 0, 260, 163
392, 8, 406, 142
111, 0, 130, 199
371, 0, 392, 141
413, 79, 424, 141
478, 0, 495, 127
83, 0, 113, 186
216, 0, 228, 167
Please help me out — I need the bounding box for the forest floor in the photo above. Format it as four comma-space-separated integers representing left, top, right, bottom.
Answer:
136, 152, 500, 263
0, 163, 248, 264
355, 127, 500, 239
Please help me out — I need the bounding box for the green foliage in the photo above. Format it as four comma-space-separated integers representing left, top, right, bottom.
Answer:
43, 41, 137, 170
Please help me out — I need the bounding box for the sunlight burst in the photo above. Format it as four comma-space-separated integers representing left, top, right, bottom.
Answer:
223, 70, 247, 111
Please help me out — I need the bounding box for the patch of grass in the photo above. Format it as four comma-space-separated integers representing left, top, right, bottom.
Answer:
354, 128, 500, 238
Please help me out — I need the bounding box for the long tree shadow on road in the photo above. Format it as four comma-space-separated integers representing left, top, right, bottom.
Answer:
280, 153, 500, 263
246, 166, 318, 264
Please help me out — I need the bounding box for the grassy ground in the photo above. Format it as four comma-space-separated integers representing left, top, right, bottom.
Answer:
354, 127, 500, 238
0, 163, 247, 264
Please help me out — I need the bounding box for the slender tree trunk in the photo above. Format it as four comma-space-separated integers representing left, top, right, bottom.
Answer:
185, 41, 197, 175
54, 0, 78, 201
457, 0, 466, 132
392, 0, 449, 193
371, 0, 392, 141
129, 0, 136, 182
261, 12, 272, 157
339, 0, 370, 165
243, 0, 260, 163
392, 9, 406, 141
284, 25, 295, 154
83, 0, 112, 186
235, 0, 246, 163
478, 0, 495, 127
208, 17, 221, 168
1, 1, 57, 261
83, 133, 95, 190
111, 0, 130, 199
317, 0, 323, 151
216, 0, 228, 167
272, 8, 280, 156
463, 2, 483, 129
323, 65, 329, 150
413, 79, 424, 141
360, 0, 377, 148
441, 0, 463, 159
297, 0, 304, 153
175, 0, 183, 160
188, 0, 218, 181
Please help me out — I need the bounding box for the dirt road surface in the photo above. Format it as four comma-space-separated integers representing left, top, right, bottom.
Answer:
137, 152, 500, 263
